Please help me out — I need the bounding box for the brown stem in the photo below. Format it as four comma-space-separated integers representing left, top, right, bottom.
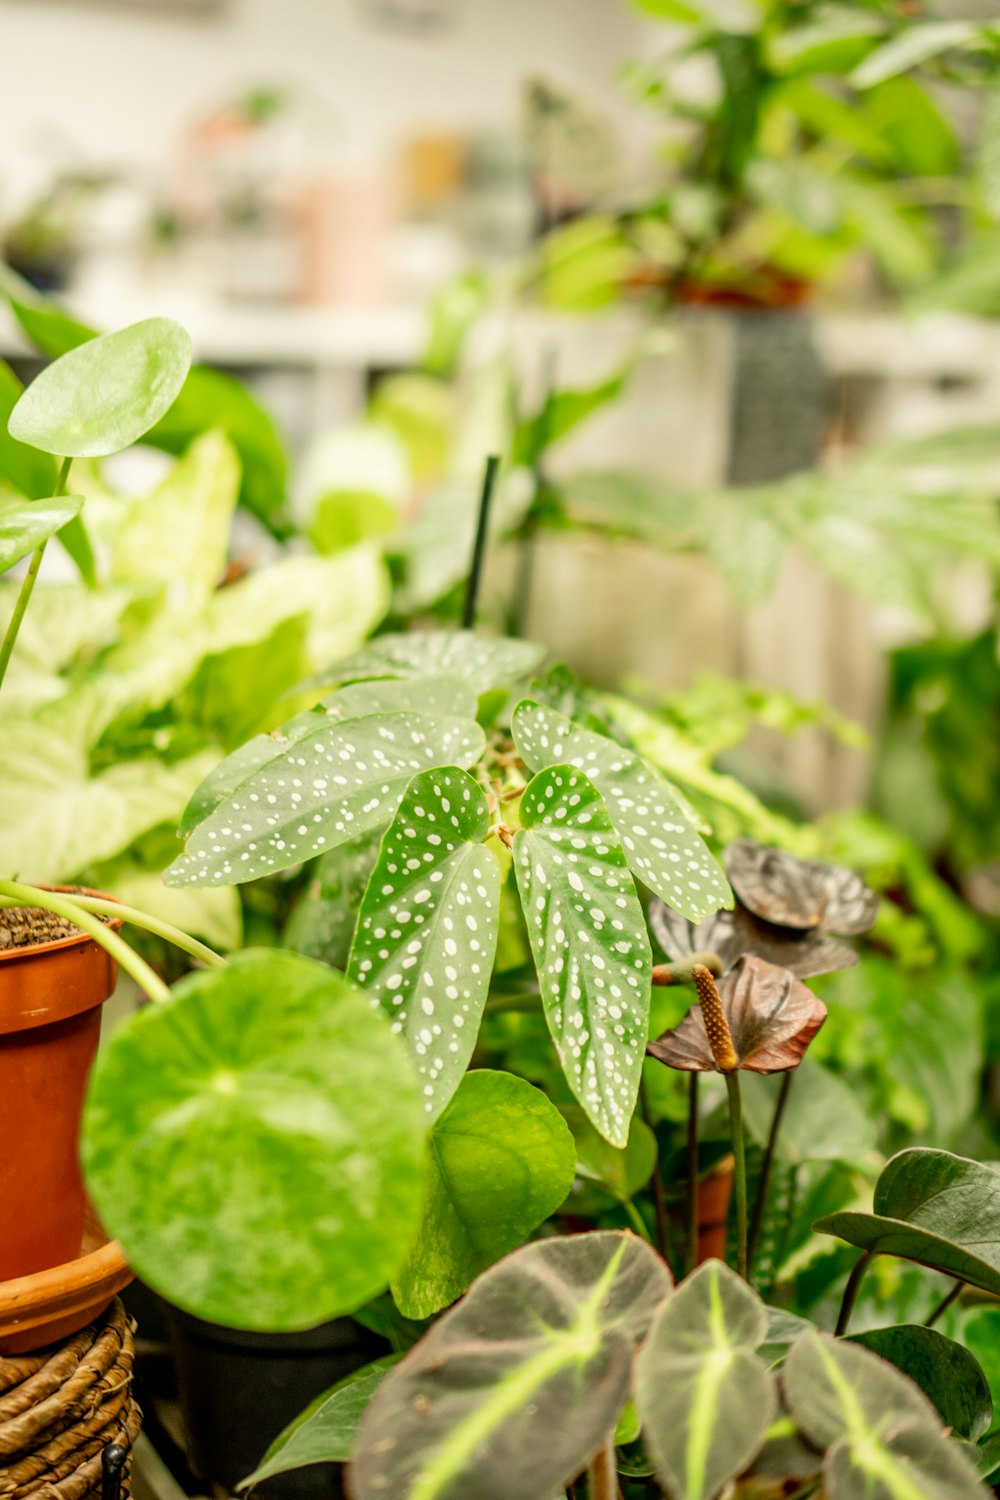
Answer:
586, 1437, 621, 1500
836, 1251, 874, 1336
925, 1279, 963, 1328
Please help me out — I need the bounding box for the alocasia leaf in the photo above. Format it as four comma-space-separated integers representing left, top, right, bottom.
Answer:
0, 493, 84, 572
514, 764, 651, 1148
512, 700, 731, 922
310, 629, 545, 693
391, 1071, 576, 1318
350, 1231, 671, 1500
165, 711, 485, 887
348, 767, 500, 1121
634, 1260, 777, 1500
849, 1326, 992, 1442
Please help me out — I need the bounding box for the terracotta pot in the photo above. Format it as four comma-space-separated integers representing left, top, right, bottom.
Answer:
697, 1156, 735, 1265
0, 887, 121, 1282
0, 1206, 131, 1354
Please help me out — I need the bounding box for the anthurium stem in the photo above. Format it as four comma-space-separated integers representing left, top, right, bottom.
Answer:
0, 891, 226, 970
925, 1279, 963, 1328
0, 879, 170, 1004
651, 951, 725, 985
747, 1071, 794, 1272
0, 457, 71, 694
461, 452, 501, 629
686, 1072, 700, 1276
725, 1072, 748, 1280
836, 1250, 874, 1336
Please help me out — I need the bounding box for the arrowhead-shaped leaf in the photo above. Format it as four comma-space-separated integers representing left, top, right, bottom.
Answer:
310, 629, 545, 693
348, 767, 500, 1120
784, 1330, 986, 1500
0, 493, 84, 572
512, 700, 731, 922
349, 1231, 671, 1500
167, 710, 485, 887
81, 951, 426, 1331
391, 1071, 576, 1319
9, 317, 192, 457
849, 1326, 993, 1442
814, 1149, 1000, 1297
634, 1260, 777, 1500
514, 764, 651, 1147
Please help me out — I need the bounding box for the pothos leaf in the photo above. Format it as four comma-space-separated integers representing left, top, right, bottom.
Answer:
514, 764, 651, 1148
166, 711, 485, 887
512, 700, 732, 922
308, 629, 546, 693
348, 767, 500, 1121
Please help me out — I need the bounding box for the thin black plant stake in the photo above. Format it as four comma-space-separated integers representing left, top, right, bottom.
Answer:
685, 1073, 699, 1277
461, 453, 501, 629
747, 1071, 795, 1272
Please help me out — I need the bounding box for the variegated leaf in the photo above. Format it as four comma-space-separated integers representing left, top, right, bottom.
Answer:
309, 629, 545, 693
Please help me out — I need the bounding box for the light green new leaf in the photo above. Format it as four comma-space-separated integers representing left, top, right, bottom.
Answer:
351, 1231, 671, 1500
815, 1149, 1000, 1297
0, 493, 83, 573
348, 767, 499, 1122
784, 1331, 986, 1500
9, 318, 192, 458
284, 830, 382, 970
512, 700, 732, 922
240, 1357, 400, 1488
514, 764, 651, 1148
312, 629, 545, 693
166, 711, 485, 887
81, 951, 426, 1332
392, 1071, 576, 1319
849, 1326, 992, 1442
635, 1260, 777, 1500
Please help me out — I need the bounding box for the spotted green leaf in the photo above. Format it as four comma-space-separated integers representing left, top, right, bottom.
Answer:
81, 951, 426, 1331
512, 701, 732, 922
350, 1231, 671, 1500
166, 710, 485, 887
514, 764, 651, 1148
8, 317, 192, 458
348, 767, 499, 1119
178, 674, 477, 839
784, 1330, 986, 1500
0, 493, 84, 572
308, 629, 545, 693
391, 1071, 577, 1319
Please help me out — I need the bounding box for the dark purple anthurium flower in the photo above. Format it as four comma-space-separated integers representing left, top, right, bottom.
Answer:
647, 955, 828, 1075
650, 900, 859, 980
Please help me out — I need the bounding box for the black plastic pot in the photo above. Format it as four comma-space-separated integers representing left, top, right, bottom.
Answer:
165, 1307, 388, 1499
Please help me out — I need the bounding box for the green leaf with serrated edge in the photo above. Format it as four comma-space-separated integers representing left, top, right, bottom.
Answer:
391, 1071, 576, 1319
849, 1326, 992, 1442
347, 768, 499, 1122
0, 493, 83, 572
9, 318, 192, 458
784, 1331, 986, 1500
635, 1260, 777, 1500
240, 1356, 400, 1487
166, 711, 485, 888
514, 764, 651, 1148
814, 1149, 1000, 1297
350, 1231, 671, 1500
81, 951, 426, 1332
512, 700, 732, 922
284, 830, 381, 969
178, 675, 476, 839
306, 629, 545, 693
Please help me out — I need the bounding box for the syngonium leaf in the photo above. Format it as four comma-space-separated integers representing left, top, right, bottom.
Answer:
0, 493, 84, 572
307, 629, 546, 694
514, 764, 652, 1148
81, 951, 426, 1332
814, 1149, 1000, 1297
166, 709, 486, 887
634, 1260, 777, 1500
784, 1330, 987, 1500
349, 1231, 671, 1500
348, 767, 500, 1122
240, 1357, 400, 1488
8, 318, 192, 458
512, 700, 732, 922
391, 1071, 576, 1319
849, 1326, 993, 1442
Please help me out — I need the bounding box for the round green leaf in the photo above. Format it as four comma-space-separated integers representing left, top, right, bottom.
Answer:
849, 1326, 993, 1442
348, 767, 500, 1122
392, 1071, 576, 1319
0, 492, 83, 573
81, 949, 426, 1331
8, 317, 192, 458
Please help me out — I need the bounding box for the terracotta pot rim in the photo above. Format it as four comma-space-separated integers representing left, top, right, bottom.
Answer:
0, 1232, 128, 1307
0, 886, 122, 965
0, 1213, 133, 1354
